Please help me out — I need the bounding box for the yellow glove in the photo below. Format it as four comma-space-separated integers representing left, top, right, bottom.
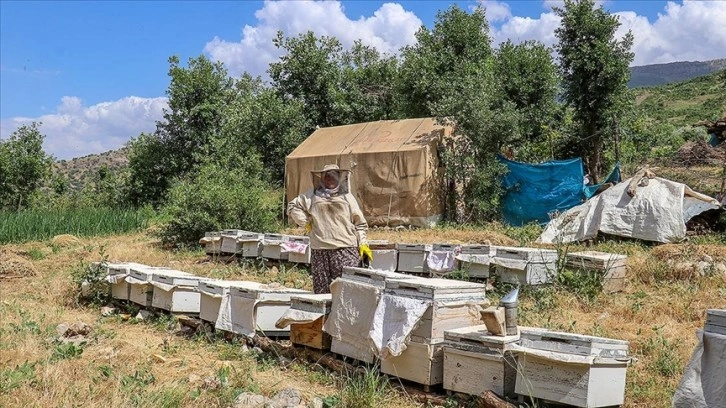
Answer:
359, 243, 373, 262
305, 220, 312, 233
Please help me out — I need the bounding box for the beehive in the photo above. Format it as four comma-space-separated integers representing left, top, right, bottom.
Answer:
381, 341, 445, 389
220, 230, 249, 254
288, 294, 333, 349
427, 243, 460, 275
368, 240, 397, 272
328, 267, 414, 363
201, 232, 222, 255
514, 327, 630, 408
261, 234, 290, 261
228, 284, 308, 336
443, 325, 519, 397
493, 247, 558, 285
396, 243, 432, 275
286, 236, 311, 264
456, 245, 496, 278
127, 266, 181, 308
106, 262, 148, 301
150, 271, 207, 313
237, 232, 264, 258
566, 251, 628, 293
197, 280, 263, 325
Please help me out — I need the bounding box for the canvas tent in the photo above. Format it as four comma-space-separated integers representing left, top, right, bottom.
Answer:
285, 118, 452, 227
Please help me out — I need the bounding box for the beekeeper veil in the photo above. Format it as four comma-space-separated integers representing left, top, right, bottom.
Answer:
312, 164, 350, 197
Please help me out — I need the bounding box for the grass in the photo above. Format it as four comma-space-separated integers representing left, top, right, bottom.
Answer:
0, 207, 151, 244
0, 228, 724, 407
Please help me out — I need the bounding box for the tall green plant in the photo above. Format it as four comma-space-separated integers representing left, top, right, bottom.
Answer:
0, 122, 54, 210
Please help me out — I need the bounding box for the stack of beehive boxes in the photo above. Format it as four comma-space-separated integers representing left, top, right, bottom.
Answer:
493, 247, 559, 285
151, 270, 210, 314
227, 284, 308, 337
396, 243, 432, 276
566, 251, 628, 293
379, 277, 488, 390
456, 245, 496, 279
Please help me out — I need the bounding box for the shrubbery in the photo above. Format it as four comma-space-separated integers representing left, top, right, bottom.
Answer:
157, 163, 280, 248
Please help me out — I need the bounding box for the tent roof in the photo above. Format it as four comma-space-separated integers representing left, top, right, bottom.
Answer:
287, 118, 451, 159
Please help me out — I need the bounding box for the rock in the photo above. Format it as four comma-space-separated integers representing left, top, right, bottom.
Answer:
252, 347, 263, 354
135, 310, 153, 321
266, 388, 303, 408
234, 392, 269, 408
57, 321, 92, 338
56, 323, 69, 337
695, 261, 711, 276
240, 344, 249, 353
714, 263, 726, 275
81, 280, 91, 296
674, 262, 694, 275
100, 306, 117, 317
308, 397, 324, 408
701, 254, 714, 263
151, 354, 167, 363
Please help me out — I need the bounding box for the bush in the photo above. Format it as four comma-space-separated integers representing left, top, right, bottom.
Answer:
157, 163, 280, 248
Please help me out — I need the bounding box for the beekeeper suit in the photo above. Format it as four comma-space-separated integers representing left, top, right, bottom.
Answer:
287, 164, 372, 293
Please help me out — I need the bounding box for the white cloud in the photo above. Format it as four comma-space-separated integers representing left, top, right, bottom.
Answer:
486, 0, 726, 66
478, 0, 512, 23
0, 96, 167, 160
204, 0, 423, 78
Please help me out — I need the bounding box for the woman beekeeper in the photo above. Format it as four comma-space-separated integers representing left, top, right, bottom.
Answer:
287, 164, 372, 294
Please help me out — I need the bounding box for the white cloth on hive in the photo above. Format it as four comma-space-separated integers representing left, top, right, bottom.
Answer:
106, 274, 127, 284
323, 278, 380, 348
427, 250, 456, 273
149, 281, 175, 292
280, 241, 309, 254
215, 293, 257, 337
672, 330, 726, 408
369, 293, 429, 359
275, 309, 324, 329
125, 276, 148, 285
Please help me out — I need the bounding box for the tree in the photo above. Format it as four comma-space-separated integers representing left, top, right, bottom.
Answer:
554, 0, 634, 182
0, 122, 54, 210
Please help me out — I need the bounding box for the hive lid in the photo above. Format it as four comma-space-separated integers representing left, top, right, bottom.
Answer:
459, 245, 494, 255
198, 280, 263, 293
566, 251, 627, 268
237, 232, 264, 242
291, 293, 332, 304
444, 324, 520, 345
106, 262, 148, 275
128, 266, 180, 281
519, 327, 629, 358
342, 266, 412, 281
432, 243, 460, 251
395, 243, 432, 252
495, 246, 558, 262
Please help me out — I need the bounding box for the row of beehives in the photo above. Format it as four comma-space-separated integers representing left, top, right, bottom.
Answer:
200, 229, 628, 292
100, 262, 630, 408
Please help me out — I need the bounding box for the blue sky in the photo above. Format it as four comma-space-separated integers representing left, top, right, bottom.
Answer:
1, 0, 725, 159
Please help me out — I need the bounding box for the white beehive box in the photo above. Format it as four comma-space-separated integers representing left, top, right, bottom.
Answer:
329, 268, 414, 363
229, 284, 308, 336
286, 235, 311, 264
384, 277, 488, 342
368, 240, 398, 272
456, 245, 495, 278
220, 230, 249, 254
261, 234, 290, 261
201, 232, 222, 255
106, 262, 148, 300
493, 247, 558, 285
705, 309, 726, 335
443, 325, 520, 398
514, 327, 630, 408
198, 280, 263, 324
395, 243, 432, 275
127, 266, 180, 308
381, 340, 445, 389
566, 251, 628, 293
151, 270, 207, 313
237, 232, 264, 258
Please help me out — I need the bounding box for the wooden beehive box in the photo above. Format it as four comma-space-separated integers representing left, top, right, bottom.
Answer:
456, 245, 495, 278
127, 266, 178, 308
381, 340, 445, 389
106, 262, 148, 301
237, 232, 264, 258
442, 325, 520, 398
368, 240, 397, 272
198, 280, 263, 324
395, 243, 432, 275
384, 277, 488, 342
286, 235, 311, 264
229, 284, 309, 336
289, 294, 333, 349
261, 234, 290, 261
705, 309, 726, 335
493, 247, 558, 285
566, 251, 628, 293
514, 327, 630, 408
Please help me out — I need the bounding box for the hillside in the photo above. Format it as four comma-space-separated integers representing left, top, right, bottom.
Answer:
629, 58, 726, 88
633, 70, 726, 125
53, 147, 129, 191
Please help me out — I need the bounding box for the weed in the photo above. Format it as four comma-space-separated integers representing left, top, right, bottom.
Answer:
121, 367, 156, 390
555, 268, 603, 305
446, 269, 471, 281
637, 326, 683, 378
70, 246, 110, 306
0, 361, 37, 394
338, 365, 392, 408
26, 247, 46, 260
50, 342, 85, 362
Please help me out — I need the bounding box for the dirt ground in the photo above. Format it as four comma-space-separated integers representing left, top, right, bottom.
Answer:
1, 230, 725, 407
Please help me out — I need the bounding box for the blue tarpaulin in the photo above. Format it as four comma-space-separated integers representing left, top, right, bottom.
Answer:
500, 156, 620, 226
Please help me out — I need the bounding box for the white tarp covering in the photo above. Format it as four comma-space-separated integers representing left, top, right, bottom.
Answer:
323, 279, 381, 349
215, 293, 257, 337
369, 293, 429, 359
427, 251, 457, 274
538, 177, 721, 244
275, 309, 324, 329
672, 330, 726, 408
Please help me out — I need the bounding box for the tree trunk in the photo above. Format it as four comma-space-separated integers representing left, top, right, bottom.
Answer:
587, 121, 602, 184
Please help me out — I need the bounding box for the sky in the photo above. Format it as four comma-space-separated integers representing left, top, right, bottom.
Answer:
1, 0, 725, 160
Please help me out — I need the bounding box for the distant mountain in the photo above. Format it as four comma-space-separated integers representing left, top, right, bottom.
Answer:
54, 147, 129, 191
629, 59, 726, 88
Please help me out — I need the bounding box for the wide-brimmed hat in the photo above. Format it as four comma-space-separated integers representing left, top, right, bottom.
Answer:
312, 164, 349, 174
